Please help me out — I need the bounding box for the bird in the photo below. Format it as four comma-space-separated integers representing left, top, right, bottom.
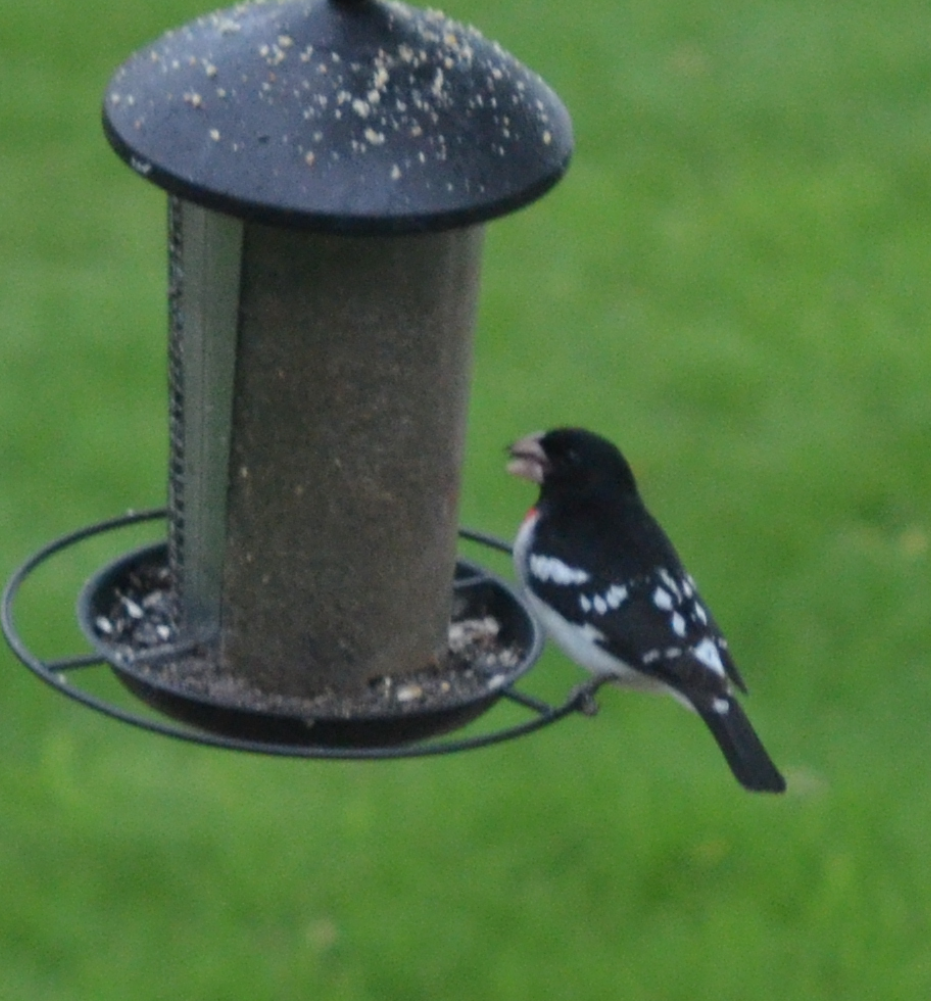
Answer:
507, 427, 786, 793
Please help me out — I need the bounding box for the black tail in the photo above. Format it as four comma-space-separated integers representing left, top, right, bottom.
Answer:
696, 696, 786, 793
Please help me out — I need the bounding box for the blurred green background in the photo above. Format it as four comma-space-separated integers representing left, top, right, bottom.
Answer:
2, 0, 930, 997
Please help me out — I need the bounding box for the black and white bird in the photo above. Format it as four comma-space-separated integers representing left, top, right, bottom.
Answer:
507, 427, 785, 793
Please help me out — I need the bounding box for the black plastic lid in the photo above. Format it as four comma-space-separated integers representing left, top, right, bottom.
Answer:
103, 0, 573, 233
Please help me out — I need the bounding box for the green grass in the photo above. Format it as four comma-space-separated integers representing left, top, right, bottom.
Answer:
2, 0, 931, 997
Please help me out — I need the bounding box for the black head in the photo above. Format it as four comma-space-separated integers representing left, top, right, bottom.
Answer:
507, 427, 639, 499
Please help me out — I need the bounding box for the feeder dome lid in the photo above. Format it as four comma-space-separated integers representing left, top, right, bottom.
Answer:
103, 0, 573, 233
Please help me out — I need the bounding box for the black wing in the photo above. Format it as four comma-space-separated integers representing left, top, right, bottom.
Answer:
525, 564, 747, 696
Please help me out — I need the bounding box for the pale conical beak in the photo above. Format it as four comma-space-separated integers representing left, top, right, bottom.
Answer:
506, 432, 548, 484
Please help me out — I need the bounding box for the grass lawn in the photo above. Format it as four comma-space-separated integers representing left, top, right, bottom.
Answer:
2, 0, 930, 997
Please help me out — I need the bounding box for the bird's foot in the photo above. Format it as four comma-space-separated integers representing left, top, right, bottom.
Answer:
569, 677, 610, 717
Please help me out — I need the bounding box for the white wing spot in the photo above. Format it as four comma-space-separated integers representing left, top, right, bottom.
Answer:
652, 586, 674, 611
658, 569, 682, 599
529, 554, 590, 586
593, 595, 607, 615
693, 637, 726, 677
642, 649, 661, 665
605, 584, 628, 609
671, 612, 687, 637
693, 602, 709, 625
579, 594, 592, 613
712, 697, 730, 714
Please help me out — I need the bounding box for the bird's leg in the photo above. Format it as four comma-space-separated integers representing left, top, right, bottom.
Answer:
569, 675, 612, 717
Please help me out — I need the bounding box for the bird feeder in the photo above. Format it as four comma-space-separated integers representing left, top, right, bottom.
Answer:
3, 0, 597, 755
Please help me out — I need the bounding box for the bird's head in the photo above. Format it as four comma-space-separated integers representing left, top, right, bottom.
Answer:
507, 428, 639, 499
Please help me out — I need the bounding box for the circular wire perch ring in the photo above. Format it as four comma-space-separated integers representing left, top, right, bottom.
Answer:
1, 509, 605, 759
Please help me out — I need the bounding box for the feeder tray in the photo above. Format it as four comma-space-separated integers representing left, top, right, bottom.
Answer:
78, 543, 537, 746
2, 510, 604, 759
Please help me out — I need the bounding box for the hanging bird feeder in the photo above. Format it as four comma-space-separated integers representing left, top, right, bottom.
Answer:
2, 0, 603, 755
